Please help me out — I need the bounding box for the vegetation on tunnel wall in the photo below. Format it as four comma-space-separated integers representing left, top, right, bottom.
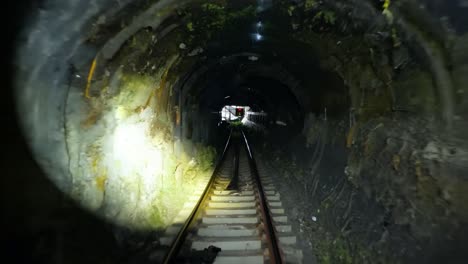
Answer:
257, 1, 468, 262
178, 0, 257, 51
276, 0, 459, 124
260, 129, 392, 263
346, 115, 468, 261
65, 18, 218, 229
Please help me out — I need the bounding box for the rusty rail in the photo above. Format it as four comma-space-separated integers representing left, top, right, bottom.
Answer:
163, 129, 283, 263
162, 130, 232, 264
241, 130, 283, 264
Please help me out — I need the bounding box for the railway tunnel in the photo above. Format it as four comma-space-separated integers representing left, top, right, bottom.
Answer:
5, 0, 468, 263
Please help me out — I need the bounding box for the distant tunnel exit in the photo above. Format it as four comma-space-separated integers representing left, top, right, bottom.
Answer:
220, 105, 269, 131
220, 105, 250, 122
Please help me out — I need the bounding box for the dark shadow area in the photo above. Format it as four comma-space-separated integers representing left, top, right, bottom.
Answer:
2, 1, 124, 263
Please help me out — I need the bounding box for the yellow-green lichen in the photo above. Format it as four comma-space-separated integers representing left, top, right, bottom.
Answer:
305, 0, 318, 11
313, 10, 336, 25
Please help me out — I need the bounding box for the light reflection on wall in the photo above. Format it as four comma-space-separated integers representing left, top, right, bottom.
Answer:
111, 121, 163, 197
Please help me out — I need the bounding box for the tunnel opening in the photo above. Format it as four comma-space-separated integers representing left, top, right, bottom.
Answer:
10, 0, 468, 263
220, 105, 249, 122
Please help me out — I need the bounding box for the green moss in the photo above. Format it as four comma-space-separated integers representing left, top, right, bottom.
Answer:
313, 10, 336, 25
185, 3, 255, 43
148, 205, 164, 226
305, 0, 318, 10
128, 29, 153, 52
287, 5, 295, 16
112, 73, 155, 113
195, 144, 217, 171
315, 236, 353, 264
229, 120, 243, 127
201, 3, 227, 30
187, 21, 194, 32
313, 234, 388, 264
202, 3, 225, 12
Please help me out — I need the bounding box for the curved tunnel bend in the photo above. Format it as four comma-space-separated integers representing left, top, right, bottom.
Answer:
12, 0, 468, 263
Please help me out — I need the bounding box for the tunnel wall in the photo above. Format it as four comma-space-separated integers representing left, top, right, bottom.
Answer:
258, 1, 468, 262
15, 0, 117, 195
15, 0, 219, 230
14, 0, 468, 261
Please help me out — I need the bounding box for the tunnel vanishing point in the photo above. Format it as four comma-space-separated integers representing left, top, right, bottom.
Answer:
12, 0, 468, 263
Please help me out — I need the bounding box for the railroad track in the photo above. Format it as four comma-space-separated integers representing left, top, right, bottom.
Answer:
159, 131, 303, 263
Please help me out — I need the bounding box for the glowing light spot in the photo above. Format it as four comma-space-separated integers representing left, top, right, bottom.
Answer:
111, 123, 163, 192
221, 105, 250, 121
255, 33, 263, 41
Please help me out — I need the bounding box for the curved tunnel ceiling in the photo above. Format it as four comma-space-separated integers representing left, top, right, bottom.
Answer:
14, 0, 468, 234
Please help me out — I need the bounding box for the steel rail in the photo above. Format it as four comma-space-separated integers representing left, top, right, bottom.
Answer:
162, 130, 233, 264
226, 140, 240, 190
241, 130, 284, 264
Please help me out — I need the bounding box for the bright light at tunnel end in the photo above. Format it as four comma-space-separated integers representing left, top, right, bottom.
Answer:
255, 33, 263, 41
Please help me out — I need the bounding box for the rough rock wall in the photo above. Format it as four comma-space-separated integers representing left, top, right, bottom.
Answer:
15, 0, 217, 230
261, 1, 468, 262
15, 0, 117, 197
64, 15, 217, 229
264, 113, 468, 263
347, 115, 468, 262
